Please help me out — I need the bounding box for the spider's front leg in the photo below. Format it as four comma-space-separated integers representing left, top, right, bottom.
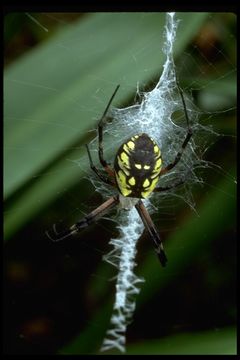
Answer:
46, 195, 119, 242
97, 85, 120, 177
159, 82, 193, 177
85, 144, 115, 186
85, 85, 120, 186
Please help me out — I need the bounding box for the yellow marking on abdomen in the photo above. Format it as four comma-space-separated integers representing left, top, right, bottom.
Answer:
135, 163, 142, 169
116, 170, 132, 196
123, 144, 130, 154
150, 158, 162, 178
143, 178, 150, 188
154, 145, 160, 155
141, 176, 159, 198
143, 165, 150, 170
155, 158, 162, 169
127, 141, 135, 150
120, 151, 130, 167
117, 156, 130, 176
128, 176, 136, 186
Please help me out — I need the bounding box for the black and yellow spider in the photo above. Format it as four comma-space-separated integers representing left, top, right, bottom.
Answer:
47, 84, 192, 267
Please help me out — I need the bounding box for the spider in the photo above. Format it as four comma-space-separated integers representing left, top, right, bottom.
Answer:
46, 83, 192, 267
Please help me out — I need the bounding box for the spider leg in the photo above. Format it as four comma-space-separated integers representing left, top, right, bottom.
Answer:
98, 85, 120, 177
154, 178, 185, 192
85, 144, 115, 186
46, 195, 119, 242
46, 225, 77, 242
135, 200, 167, 267
160, 82, 193, 176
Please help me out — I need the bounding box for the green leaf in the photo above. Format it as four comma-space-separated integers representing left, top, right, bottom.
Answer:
126, 327, 236, 355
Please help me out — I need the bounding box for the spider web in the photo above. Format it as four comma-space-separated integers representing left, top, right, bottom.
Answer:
97, 12, 208, 352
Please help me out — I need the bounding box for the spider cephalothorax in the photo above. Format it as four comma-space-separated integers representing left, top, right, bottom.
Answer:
47, 84, 192, 268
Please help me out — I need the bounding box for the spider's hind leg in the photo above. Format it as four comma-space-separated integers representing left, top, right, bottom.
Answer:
46, 196, 119, 242
135, 200, 167, 267
46, 225, 78, 242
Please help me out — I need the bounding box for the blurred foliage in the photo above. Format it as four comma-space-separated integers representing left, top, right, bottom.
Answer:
125, 327, 236, 355
4, 12, 236, 355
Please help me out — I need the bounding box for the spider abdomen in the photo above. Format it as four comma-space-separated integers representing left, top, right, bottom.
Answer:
114, 133, 162, 199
